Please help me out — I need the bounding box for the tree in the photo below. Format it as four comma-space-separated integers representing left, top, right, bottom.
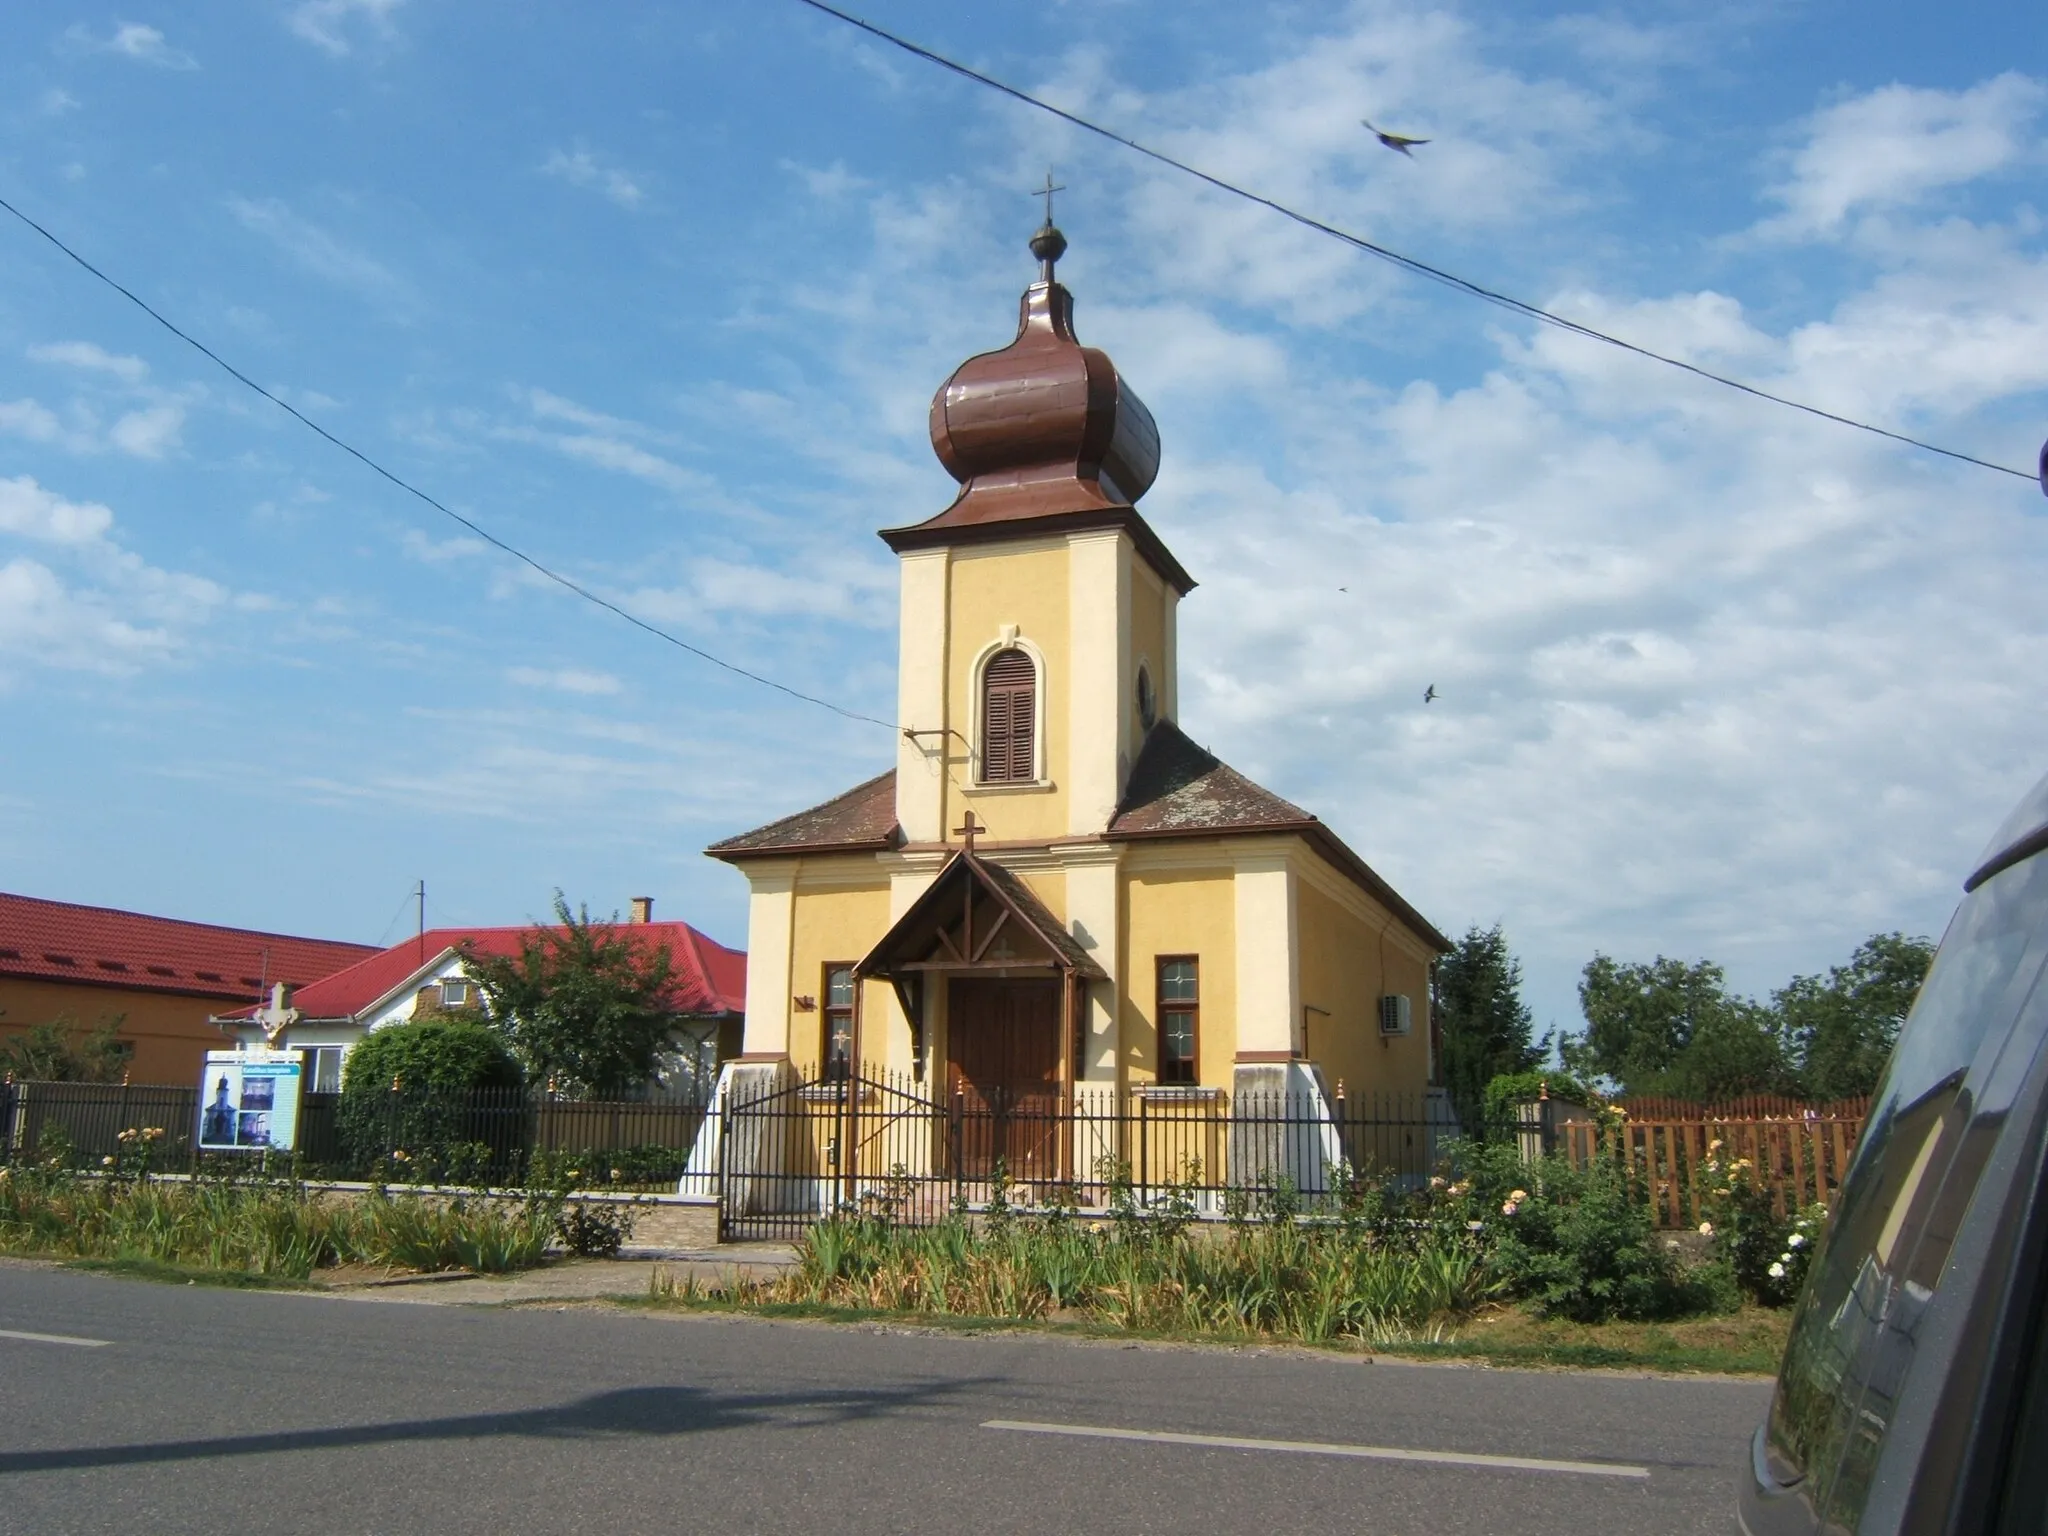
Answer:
1433, 924, 1544, 1134
461, 892, 680, 1097
1564, 954, 1791, 1100
1776, 932, 1934, 1100
1, 1013, 131, 1083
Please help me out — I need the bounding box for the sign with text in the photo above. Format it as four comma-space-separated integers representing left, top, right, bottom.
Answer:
197, 1048, 305, 1152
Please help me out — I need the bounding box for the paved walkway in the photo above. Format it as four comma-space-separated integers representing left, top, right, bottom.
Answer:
325, 1246, 798, 1306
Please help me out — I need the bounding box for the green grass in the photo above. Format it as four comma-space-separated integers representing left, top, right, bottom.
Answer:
0, 1165, 558, 1279
629, 1280, 1791, 1375
61, 1255, 320, 1290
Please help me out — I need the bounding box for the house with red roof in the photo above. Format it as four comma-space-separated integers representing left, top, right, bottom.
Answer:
0, 892, 378, 1085
215, 898, 746, 1098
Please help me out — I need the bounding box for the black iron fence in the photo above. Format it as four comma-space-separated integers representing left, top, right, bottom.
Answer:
715, 1070, 1465, 1241
0, 1080, 711, 1190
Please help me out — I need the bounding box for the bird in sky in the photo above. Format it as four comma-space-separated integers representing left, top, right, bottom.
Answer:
1423, 684, 1438, 703
1362, 119, 1430, 157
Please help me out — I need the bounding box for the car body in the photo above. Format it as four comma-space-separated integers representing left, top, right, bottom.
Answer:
1741, 770, 2048, 1534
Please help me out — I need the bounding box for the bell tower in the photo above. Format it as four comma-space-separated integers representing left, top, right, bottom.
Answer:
883, 219, 1194, 848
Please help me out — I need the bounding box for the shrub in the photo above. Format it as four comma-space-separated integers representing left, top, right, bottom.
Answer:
555, 1200, 638, 1258
1698, 1140, 1826, 1305
336, 1018, 524, 1174
1479, 1069, 1599, 1134
1447, 1136, 1701, 1322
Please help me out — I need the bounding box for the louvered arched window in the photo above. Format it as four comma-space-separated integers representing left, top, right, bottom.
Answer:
980, 647, 1037, 783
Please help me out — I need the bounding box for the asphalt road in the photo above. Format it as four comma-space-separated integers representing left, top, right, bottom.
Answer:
0, 1263, 1767, 1534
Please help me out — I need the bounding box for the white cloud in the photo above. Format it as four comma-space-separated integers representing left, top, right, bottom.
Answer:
0, 477, 115, 546
1761, 73, 2046, 239
507, 666, 624, 696
109, 404, 184, 458
29, 341, 148, 383
0, 477, 226, 679
63, 21, 197, 69
401, 528, 487, 564
627, 556, 896, 629
0, 400, 66, 446
540, 148, 645, 209
288, 0, 406, 57
227, 197, 408, 304
41, 88, 80, 115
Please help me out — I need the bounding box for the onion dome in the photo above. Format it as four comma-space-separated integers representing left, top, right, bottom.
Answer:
882, 221, 1188, 590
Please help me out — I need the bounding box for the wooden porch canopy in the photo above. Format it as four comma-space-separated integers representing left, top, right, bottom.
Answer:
854, 850, 1104, 1078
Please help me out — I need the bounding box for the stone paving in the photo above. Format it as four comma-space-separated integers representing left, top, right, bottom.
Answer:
323, 1245, 798, 1306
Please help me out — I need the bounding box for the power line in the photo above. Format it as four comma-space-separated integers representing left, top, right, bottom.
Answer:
0, 192, 897, 731
792, 0, 2037, 486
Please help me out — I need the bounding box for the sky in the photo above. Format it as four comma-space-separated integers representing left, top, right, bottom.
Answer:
1, 0, 2044, 1040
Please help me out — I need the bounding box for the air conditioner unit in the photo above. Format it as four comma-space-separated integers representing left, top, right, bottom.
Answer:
1378, 994, 1412, 1036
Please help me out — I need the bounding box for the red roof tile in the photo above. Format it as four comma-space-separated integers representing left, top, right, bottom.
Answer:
229, 920, 746, 1024
0, 891, 378, 1002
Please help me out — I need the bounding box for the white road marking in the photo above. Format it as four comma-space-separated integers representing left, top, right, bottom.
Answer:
982, 1419, 1651, 1479
0, 1328, 112, 1348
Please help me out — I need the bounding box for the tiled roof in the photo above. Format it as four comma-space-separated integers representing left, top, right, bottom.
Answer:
1110, 720, 1317, 837
0, 891, 378, 1002
706, 770, 901, 860
1109, 722, 1451, 953
228, 920, 747, 1024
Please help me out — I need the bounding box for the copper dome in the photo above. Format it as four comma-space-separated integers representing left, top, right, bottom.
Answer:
881, 227, 1191, 595
929, 263, 1159, 517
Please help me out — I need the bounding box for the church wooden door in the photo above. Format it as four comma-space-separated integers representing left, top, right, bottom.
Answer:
947, 977, 1061, 1183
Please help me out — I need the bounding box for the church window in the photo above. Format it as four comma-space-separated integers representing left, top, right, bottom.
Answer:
823, 964, 856, 1080
1157, 956, 1199, 1084
980, 647, 1037, 783
1136, 664, 1157, 731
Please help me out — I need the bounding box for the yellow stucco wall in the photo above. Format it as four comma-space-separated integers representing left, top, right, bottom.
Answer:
783, 873, 894, 1078
1120, 862, 1237, 1088
0, 977, 237, 1085
1129, 555, 1168, 731
945, 540, 1072, 845
1294, 862, 1433, 1100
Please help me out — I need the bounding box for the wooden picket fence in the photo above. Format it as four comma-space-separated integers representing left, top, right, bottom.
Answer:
1557, 1097, 1870, 1229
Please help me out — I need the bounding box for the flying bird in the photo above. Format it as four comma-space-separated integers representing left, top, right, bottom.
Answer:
1423, 685, 1438, 703
1362, 119, 1430, 157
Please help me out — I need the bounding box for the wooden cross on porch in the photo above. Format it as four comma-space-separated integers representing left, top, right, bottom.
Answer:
954, 809, 983, 854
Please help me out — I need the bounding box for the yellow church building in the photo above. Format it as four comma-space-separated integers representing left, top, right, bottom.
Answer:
701, 218, 1448, 1215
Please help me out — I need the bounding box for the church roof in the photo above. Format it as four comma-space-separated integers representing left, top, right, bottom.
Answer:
703, 726, 1447, 951
704, 770, 902, 861
1109, 722, 1452, 953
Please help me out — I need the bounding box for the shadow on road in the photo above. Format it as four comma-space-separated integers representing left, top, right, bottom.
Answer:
0, 1377, 991, 1475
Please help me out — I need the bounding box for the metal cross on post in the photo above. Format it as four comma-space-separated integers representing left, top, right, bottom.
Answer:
954, 809, 982, 854
1033, 170, 1064, 226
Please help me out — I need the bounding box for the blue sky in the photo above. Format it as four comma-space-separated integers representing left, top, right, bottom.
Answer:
2, 0, 2044, 1037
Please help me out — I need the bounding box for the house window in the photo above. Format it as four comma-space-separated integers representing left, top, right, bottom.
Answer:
981, 647, 1037, 783
823, 965, 856, 1081
440, 978, 472, 1008
1157, 956, 1199, 1084
306, 1046, 344, 1094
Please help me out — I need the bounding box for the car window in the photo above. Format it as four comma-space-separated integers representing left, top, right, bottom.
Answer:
1765, 848, 2048, 1527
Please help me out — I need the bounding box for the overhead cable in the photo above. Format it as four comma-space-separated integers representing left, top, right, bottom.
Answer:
792, 0, 2036, 485
0, 192, 896, 731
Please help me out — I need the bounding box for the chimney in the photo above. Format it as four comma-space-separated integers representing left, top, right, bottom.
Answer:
629, 896, 653, 925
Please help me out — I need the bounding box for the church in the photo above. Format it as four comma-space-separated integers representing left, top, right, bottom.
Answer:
705, 217, 1449, 1185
